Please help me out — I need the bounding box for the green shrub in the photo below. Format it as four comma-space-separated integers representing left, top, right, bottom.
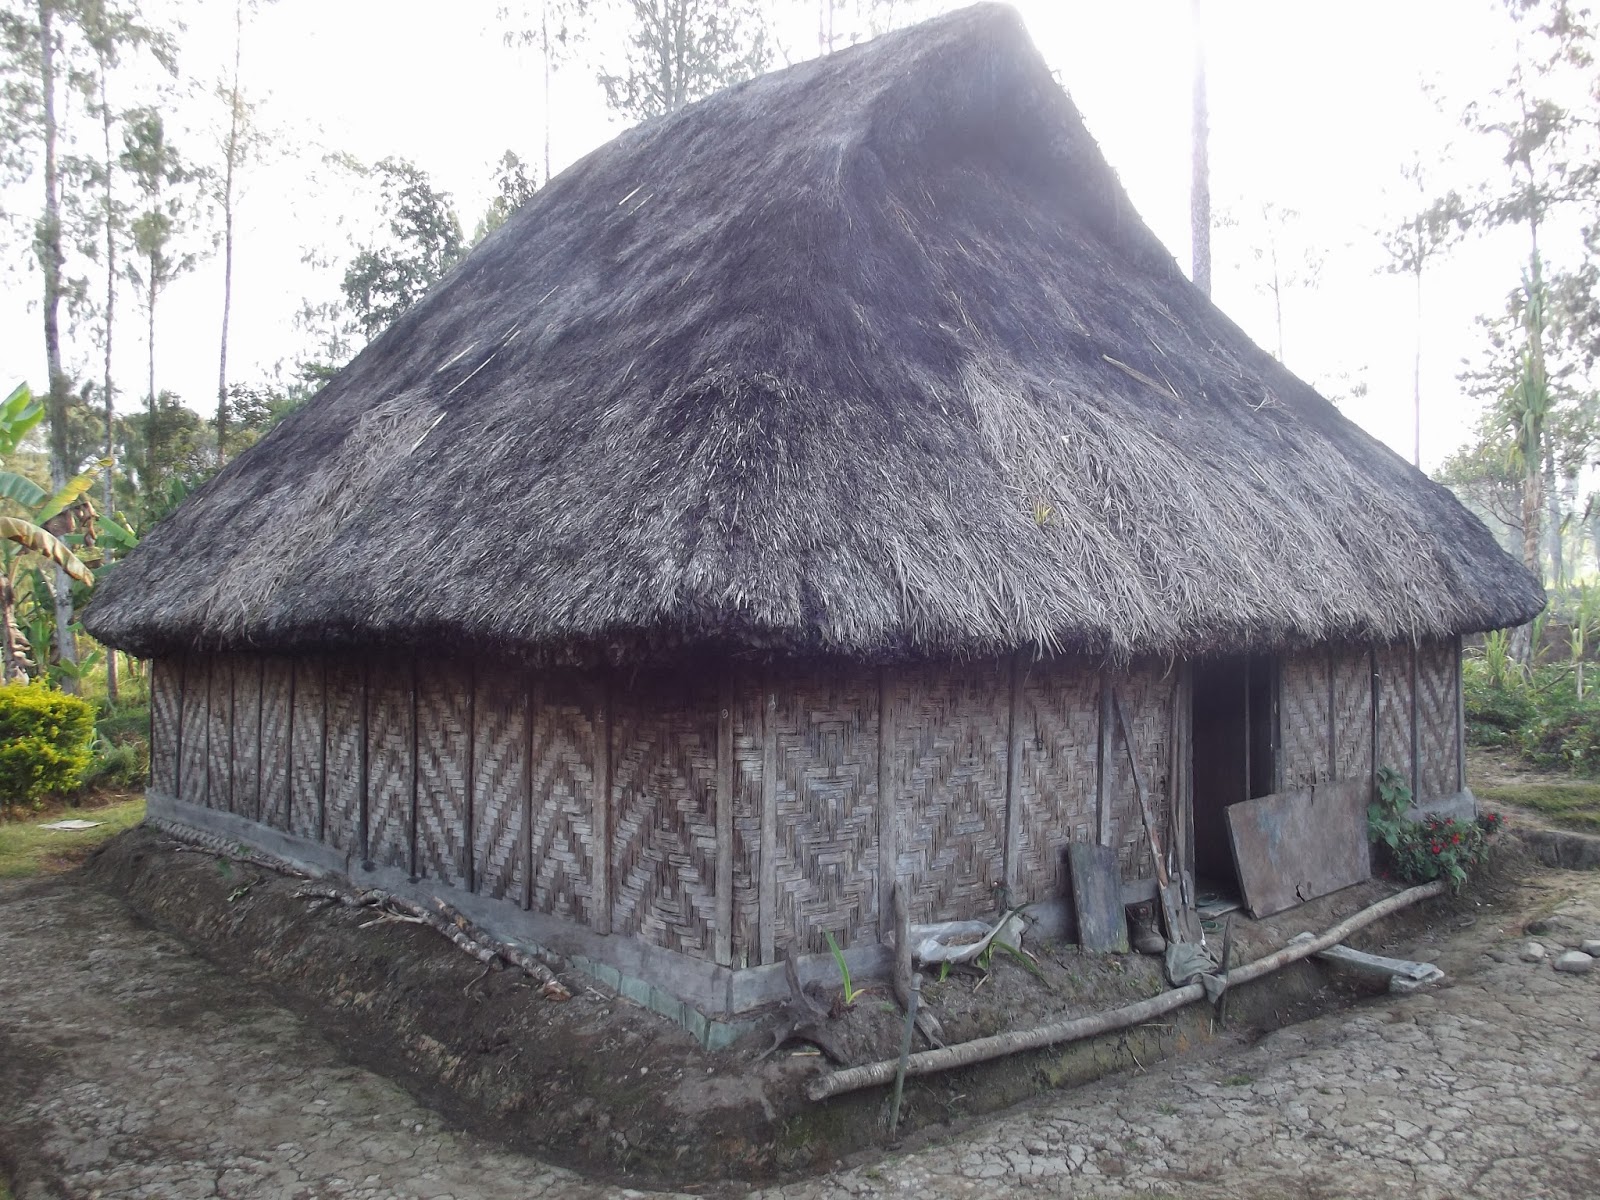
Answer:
1462, 657, 1537, 748
1368, 766, 1501, 890
0, 682, 95, 811
81, 738, 148, 792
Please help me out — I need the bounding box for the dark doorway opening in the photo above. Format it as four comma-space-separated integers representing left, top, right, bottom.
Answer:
1191, 655, 1277, 901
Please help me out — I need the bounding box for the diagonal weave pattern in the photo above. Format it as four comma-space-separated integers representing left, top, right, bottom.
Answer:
1331, 645, 1372, 784
322, 659, 364, 853
472, 663, 527, 903
1376, 643, 1413, 781
178, 657, 208, 807
892, 662, 1008, 926
769, 668, 880, 953
527, 675, 602, 922
1015, 657, 1097, 905
259, 659, 293, 830
289, 659, 325, 841
1416, 639, 1458, 799
149, 657, 180, 796
1280, 651, 1331, 790
365, 659, 412, 870
1110, 663, 1172, 883
231, 658, 262, 822
730, 682, 764, 964
610, 673, 718, 956
417, 662, 472, 887
206, 657, 234, 813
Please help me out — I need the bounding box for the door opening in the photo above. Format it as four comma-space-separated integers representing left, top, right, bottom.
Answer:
1191, 654, 1277, 905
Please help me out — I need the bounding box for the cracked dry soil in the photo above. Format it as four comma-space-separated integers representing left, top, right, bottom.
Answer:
0, 860, 1597, 1198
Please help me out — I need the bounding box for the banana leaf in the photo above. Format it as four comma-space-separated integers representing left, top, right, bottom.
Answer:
0, 516, 95, 585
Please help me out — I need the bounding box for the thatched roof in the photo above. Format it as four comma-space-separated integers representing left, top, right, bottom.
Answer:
86, 3, 1542, 664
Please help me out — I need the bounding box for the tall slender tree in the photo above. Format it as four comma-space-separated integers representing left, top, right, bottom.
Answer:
598, 0, 771, 122
499, 1, 590, 184
1189, 0, 1210, 297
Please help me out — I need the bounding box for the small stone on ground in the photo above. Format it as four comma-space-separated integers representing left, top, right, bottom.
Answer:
1553, 949, 1594, 974
1520, 940, 1547, 961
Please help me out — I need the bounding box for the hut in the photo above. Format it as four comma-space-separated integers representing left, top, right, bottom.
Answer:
85, 4, 1542, 1042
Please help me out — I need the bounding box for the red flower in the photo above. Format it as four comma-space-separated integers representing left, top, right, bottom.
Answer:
1452, 833, 1461, 845
1430, 843, 1442, 854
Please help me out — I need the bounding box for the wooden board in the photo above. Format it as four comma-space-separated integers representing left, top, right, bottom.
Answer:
1066, 842, 1129, 953
1225, 779, 1371, 918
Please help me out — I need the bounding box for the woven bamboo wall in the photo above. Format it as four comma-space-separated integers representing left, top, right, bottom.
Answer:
1109, 662, 1173, 883
890, 661, 1010, 926
1375, 643, 1414, 780
1013, 657, 1098, 904
610, 671, 719, 957
766, 666, 882, 954
178, 656, 208, 807
1280, 651, 1331, 789
365, 658, 413, 872
149, 657, 180, 797
1415, 639, 1459, 800
288, 659, 325, 841
1331, 645, 1373, 784
152, 649, 1200, 966
259, 659, 293, 831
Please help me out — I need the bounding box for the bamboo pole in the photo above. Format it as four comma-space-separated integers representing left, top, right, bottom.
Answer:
806, 880, 1445, 1101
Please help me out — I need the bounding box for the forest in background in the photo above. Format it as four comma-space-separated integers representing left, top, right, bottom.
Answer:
1, 0, 1600, 705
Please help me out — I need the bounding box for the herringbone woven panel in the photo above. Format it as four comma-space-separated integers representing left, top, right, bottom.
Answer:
610, 673, 719, 957
891, 662, 1009, 926
528, 674, 603, 922
417, 661, 472, 887
178, 657, 209, 807
206, 657, 233, 813
1280, 652, 1331, 790
259, 658, 293, 830
472, 663, 527, 903
322, 658, 364, 854
150, 657, 180, 796
730, 680, 764, 965
289, 659, 326, 841
1015, 657, 1098, 904
365, 659, 412, 871
1331, 645, 1373, 783
768, 668, 880, 953
1376, 643, 1414, 780
1416, 640, 1458, 799
231, 657, 262, 822
1110, 662, 1172, 883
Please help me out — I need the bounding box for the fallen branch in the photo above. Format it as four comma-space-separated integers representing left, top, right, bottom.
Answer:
806, 881, 1446, 1101
291, 882, 571, 1000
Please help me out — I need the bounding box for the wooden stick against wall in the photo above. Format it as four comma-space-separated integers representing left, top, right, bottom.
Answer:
1003, 653, 1025, 900
1095, 670, 1112, 848
1454, 635, 1467, 793
760, 683, 778, 965
714, 671, 735, 968
877, 666, 898, 940
592, 673, 612, 936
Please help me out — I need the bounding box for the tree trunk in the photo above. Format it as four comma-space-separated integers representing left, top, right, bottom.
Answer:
1189, 0, 1210, 297
216, 0, 243, 466
100, 53, 118, 705
38, 0, 78, 690
1545, 444, 1563, 590
146, 266, 157, 493
1412, 260, 1422, 469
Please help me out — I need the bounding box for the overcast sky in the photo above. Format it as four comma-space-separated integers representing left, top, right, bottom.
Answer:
0, 0, 1572, 471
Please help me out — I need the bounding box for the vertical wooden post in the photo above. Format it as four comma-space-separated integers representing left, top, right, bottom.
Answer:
1003, 653, 1025, 900
1271, 656, 1284, 794
285, 658, 296, 830
1325, 644, 1337, 782
592, 672, 612, 936
1179, 661, 1195, 876
1409, 642, 1421, 802
359, 658, 370, 868
409, 656, 420, 880
1095, 669, 1112, 847
759, 682, 778, 965
1454, 635, 1467, 793
174, 654, 186, 802
1368, 645, 1380, 805
318, 658, 329, 843
714, 671, 736, 967
523, 671, 535, 911
226, 657, 237, 814
877, 666, 898, 939
463, 659, 477, 891
254, 657, 265, 823
203, 658, 213, 810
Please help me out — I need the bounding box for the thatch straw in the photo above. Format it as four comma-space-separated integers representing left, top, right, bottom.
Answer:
85, 3, 1542, 665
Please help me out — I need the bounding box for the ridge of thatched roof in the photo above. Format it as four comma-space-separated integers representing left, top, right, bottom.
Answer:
85, 3, 1543, 664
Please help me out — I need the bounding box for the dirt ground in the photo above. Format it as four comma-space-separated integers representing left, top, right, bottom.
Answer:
0, 830, 1596, 1197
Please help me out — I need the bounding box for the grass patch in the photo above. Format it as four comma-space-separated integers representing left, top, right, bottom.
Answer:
1475, 781, 1600, 834
0, 797, 145, 880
